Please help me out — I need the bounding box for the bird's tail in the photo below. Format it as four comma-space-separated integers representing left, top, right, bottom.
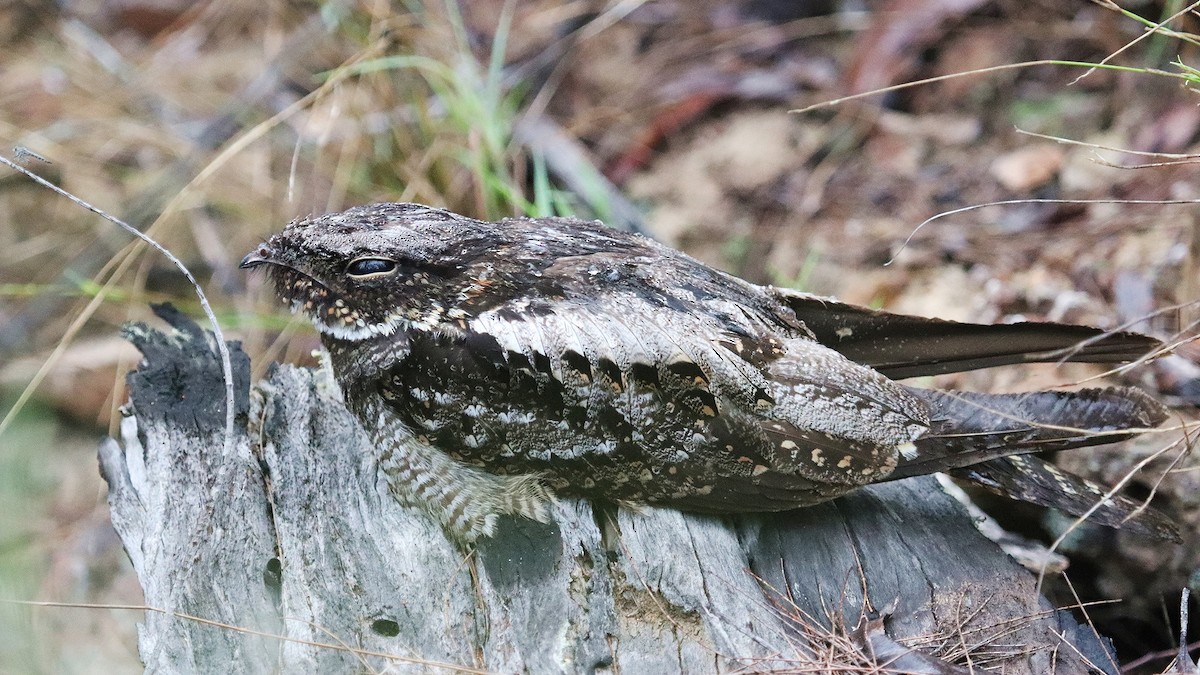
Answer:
890, 386, 1178, 540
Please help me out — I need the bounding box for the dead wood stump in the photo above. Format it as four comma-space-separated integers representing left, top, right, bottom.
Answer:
99, 306, 1115, 673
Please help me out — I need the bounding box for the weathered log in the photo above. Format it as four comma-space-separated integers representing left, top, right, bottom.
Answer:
99, 306, 1116, 673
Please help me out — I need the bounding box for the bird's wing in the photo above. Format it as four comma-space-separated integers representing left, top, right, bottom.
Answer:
772, 288, 1162, 379
459, 253, 929, 487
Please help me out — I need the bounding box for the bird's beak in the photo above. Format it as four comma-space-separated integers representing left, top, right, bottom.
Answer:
240, 244, 275, 269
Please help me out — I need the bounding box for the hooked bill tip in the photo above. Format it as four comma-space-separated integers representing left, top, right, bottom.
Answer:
240, 244, 274, 269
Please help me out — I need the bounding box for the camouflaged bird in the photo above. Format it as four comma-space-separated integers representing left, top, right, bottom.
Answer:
242, 203, 1177, 543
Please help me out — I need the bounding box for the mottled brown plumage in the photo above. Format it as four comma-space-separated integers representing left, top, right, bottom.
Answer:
242, 203, 1176, 542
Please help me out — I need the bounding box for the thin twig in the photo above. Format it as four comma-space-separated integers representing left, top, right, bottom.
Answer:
885, 198, 1200, 266
1071, 0, 1200, 84
790, 60, 1182, 115
0, 154, 237, 459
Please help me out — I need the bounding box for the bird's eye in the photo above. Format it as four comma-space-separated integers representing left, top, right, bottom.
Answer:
346, 257, 397, 278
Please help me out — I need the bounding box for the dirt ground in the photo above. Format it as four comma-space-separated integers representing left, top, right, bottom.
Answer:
0, 0, 1198, 671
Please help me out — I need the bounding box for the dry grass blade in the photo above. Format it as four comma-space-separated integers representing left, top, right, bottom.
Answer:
1, 599, 489, 674
790, 60, 1191, 116
885, 198, 1200, 266
756, 574, 1064, 673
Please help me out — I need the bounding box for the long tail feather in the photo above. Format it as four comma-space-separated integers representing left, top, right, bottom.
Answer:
884, 386, 1175, 540
890, 387, 1167, 478
951, 456, 1179, 541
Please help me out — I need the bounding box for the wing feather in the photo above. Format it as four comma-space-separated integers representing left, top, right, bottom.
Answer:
772, 288, 1162, 378
465, 275, 931, 490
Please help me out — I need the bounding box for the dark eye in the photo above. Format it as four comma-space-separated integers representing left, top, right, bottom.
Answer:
346, 258, 397, 278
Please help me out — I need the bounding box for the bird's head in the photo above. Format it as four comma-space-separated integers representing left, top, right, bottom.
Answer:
241, 202, 500, 340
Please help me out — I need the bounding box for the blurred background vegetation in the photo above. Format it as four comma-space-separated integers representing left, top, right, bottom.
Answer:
1, 0, 1199, 671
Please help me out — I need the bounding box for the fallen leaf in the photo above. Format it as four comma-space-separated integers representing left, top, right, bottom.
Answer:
990, 144, 1065, 191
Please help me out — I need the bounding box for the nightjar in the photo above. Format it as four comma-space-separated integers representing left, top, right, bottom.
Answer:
242, 203, 1177, 542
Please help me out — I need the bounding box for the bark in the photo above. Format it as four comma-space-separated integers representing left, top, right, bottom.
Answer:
100, 307, 1116, 673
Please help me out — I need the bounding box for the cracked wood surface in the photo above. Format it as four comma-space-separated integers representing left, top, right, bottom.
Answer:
99, 308, 1114, 673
